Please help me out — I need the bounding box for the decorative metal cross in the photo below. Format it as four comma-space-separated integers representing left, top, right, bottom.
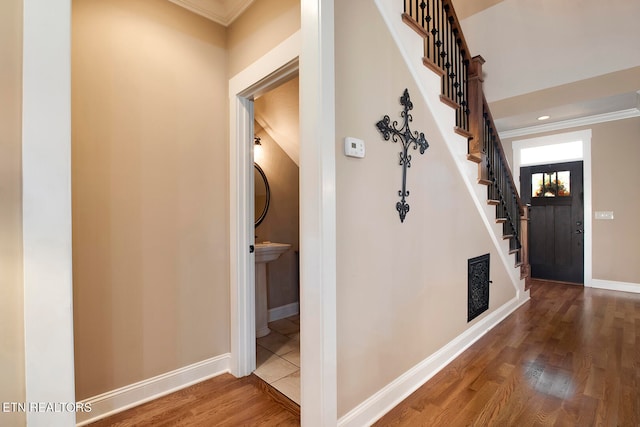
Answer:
376, 89, 429, 223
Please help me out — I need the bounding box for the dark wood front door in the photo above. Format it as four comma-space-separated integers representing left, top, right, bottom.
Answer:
521, 161, 584, 283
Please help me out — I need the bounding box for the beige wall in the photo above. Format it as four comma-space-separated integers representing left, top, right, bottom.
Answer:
227, 0, 300, 77
591, 118, 640, 283
0, 0, 26, 425
335, 0, 517, 416
254, 125, 300, 309
504, 118, 640, 285
72, 0, 230, 399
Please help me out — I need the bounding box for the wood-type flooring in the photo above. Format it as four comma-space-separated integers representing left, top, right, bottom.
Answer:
89, 279, 640, 426
87, 373, 299, 426
376, 279, 640, 426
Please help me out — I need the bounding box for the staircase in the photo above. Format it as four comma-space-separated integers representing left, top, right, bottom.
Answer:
402, 0, 531, 289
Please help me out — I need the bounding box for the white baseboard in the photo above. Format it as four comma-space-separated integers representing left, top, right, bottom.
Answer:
337, 295, 529, 427
587, 279, 640, 294
268, 302, 299, 322
76, 353, 231, 426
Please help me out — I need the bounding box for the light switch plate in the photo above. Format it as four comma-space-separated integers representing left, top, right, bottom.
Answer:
595, 211, 614, 220
344, 137, 365, 158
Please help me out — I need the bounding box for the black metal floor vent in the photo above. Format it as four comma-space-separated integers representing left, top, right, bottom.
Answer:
468, 254, 490, 322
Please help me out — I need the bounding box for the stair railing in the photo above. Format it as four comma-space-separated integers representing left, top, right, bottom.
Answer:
402, 0, 530, 285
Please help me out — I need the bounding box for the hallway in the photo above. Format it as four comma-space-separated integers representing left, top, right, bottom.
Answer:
376, 280, 640, 426
90, 280, 640, 426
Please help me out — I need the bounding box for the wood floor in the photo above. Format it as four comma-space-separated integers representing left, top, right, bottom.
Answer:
87, 374, 300, 426
89, 280, 640, 426
376, 279, 640, 426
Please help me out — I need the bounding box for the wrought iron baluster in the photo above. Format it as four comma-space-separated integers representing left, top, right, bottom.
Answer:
434, 0, 442, 69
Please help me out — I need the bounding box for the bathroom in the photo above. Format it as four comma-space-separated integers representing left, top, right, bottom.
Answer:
252, 75, 301, 404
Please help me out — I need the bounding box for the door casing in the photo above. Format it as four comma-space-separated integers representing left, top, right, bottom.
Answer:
512, 129, 592, 285
228, 38, 299, 378
228, 12, 339, 424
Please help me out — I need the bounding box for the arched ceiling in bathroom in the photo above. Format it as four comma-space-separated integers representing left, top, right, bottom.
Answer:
254, 76, 300, 166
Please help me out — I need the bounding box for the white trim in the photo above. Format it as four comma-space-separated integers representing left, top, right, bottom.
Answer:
228, 32, 300, 379
22, 0, 76, 425
338, 296, 529, 427
512, 130, 593, 285
268, 302, 300, 322
75, 354, 231, 426
229, 25, 340, 426
167, 0, 254, 27
229, 94, 257, 377
228, 33, 301, 97
498, 108, 640, 139
586, 279, 640, 294
299, 0, 338, 425
583, 137, 593, 285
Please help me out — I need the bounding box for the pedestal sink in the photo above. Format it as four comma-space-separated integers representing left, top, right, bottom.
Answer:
255, 242, 291, 337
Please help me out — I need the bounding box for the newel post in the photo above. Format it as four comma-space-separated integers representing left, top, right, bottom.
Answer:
467, 55, 486, 174
520, 204, 531, 289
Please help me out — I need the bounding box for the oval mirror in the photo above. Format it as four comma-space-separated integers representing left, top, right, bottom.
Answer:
254, 163, 270, 227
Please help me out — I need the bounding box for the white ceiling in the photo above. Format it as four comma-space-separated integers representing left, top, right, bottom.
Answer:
458, 0, 640, 134
495, 91, 640, 138
167, 0, 254, 26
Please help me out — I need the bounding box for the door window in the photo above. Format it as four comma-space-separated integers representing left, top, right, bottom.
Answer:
532, 170, 571, 197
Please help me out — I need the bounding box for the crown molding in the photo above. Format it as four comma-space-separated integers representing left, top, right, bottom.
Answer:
167, 0, 254, 26
498, 107, 640, 139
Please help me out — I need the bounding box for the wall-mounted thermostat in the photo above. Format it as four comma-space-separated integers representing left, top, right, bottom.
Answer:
344, 137, 365, 158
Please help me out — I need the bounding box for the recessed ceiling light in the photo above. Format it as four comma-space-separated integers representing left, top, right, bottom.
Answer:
537, 115, 550, 121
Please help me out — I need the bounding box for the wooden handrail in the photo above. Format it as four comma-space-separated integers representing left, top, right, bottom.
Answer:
403, 0, 530, 281
402, 0, 471, 133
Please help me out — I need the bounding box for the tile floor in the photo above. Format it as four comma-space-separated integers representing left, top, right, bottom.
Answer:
254, 315, 300, 405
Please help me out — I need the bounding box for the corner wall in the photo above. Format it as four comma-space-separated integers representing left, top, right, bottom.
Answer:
591, 118, 640, 285
335, 0, 519, 418
0, 0, 26, 425
72, 0, 230, 399
227, 0, 300, 77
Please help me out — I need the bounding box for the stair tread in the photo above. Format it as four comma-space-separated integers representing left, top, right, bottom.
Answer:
422, 57, 446, 77
402, 13, 429, 38
467, 153, 482, 163
455, 127, 472, 139
440, 94, 459, 109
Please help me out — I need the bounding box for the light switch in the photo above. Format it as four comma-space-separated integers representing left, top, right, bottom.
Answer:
344, 137, 365, 158
595, 211, 614, 220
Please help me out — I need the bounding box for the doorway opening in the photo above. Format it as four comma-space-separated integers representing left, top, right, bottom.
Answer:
227, 31, 301, 390
251, 75, 301, 404
513, 129, 592, 285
